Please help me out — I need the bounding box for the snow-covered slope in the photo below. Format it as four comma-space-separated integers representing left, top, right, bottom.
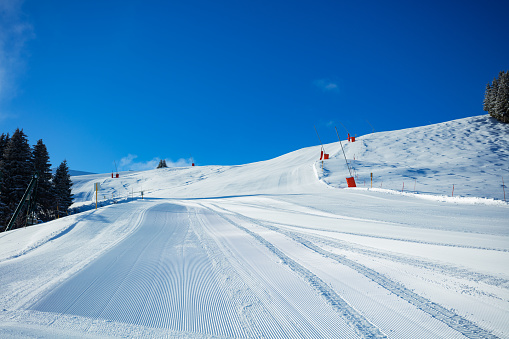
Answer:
1, 115, 508, 339
328, 114, 509, 199
71, 114, 508, 207
71, 142, 340, 204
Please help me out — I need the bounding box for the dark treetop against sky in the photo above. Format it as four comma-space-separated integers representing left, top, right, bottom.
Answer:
1, 0, 508, 173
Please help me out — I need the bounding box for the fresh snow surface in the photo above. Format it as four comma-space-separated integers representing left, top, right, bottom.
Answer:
1, 114, 508, 338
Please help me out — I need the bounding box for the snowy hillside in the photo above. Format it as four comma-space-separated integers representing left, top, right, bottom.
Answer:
71, 114, 508, 208
323, 114, 509, 200
0, 115, 508, 338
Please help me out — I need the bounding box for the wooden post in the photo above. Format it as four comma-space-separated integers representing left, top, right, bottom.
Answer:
370, 173, 373, 188
402, 182, 404, 192
94, 182, 100, 210
452, 184, 455, 197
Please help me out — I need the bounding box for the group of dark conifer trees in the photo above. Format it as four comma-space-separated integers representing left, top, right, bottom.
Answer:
0, 128, 73, 232
157, 159, 168, 168
484, 70, 509, 123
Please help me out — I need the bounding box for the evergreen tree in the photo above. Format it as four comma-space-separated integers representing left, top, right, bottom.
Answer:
484, 70, 509, 123
157, 159, 168, 168
494, 71, 509, 122
53, 160, 73, 217
0, 129, 33, 229
483, 83, 493, 113
0, 133, 10, 232
0, 194, 5, 231
0, 133, 10, 161
32, 139, 56, 221
0, 133, 9, 231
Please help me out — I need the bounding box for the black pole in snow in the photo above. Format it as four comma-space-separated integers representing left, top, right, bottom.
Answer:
314, 126, 324, 148
339, 121, 349, 135
314, 126, 325, 154
335, 127, 353, 177
366, 120, 375, 133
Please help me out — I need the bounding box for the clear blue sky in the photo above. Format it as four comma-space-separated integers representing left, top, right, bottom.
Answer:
1, 0, 508, 173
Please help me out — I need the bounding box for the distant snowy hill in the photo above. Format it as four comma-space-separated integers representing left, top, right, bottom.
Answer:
71, 114, 509, 207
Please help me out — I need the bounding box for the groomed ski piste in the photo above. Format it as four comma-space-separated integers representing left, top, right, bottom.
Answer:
0, 114, 508, 338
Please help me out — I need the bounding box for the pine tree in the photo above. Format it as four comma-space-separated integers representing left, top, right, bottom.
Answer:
0, 133, 10, 161
0, 129, 33, 229
483, 83, 493, 113
484, 71, 509, 123
53, 160, 73, 217
486, 76, 499, 119
0, 133, 10, 231
157, 159, 168, 168
32, 139, 56, 222
494, 71, 509, 123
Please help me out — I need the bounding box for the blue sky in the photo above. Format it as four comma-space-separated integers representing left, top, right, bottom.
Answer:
1, 0, 508, 173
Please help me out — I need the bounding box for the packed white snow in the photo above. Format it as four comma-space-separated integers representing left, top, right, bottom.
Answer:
0, 114, 508, 338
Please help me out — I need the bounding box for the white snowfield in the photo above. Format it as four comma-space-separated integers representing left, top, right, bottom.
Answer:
0, 115, 508, 338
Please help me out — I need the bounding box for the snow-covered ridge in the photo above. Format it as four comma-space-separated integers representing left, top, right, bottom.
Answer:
71, 114, 509, 206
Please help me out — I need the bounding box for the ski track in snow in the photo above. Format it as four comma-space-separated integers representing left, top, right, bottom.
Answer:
223, 197, 509, 253
307, 232, 509, 289
26, 202, 372, 338
31, 203, 248, 338
207, 203, 501, 339
203, 204, 388, 339
190, 204, 362, 339
200, 195, 509, 291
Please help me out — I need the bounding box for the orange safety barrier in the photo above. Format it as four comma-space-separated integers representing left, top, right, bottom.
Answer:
346, 177, 356, 187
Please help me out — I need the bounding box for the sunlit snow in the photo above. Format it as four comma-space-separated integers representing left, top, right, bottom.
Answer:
0, 115, 508, 338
